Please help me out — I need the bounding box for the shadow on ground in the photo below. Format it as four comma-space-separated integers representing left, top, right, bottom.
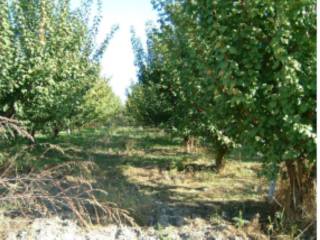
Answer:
11, 126, 273, 227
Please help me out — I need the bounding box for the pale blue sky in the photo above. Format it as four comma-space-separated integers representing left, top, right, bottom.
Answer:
82, 0, 158, 102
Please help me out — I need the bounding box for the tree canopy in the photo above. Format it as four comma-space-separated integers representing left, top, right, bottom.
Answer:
0, 0, 120, 136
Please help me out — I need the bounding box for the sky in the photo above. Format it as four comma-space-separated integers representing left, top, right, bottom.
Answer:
92, 0, 158, 102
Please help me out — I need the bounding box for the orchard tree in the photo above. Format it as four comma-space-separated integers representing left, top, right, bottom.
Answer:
130, 0, 316, 212
128, 27, 173, 126
183, 0, 315, 210
0, 0, 118, 136
76, 78, 122, 128
156, 0, 316, 210
0, 0, 15, 117
146, 0, 237, 162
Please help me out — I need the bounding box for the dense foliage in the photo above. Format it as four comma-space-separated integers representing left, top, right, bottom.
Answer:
127, 0, 316, 211
127, 28, 172, 126
76, 78, 122, 128
0, 0, 120, 136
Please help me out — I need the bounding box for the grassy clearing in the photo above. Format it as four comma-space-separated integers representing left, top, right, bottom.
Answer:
1, 125, 271, 229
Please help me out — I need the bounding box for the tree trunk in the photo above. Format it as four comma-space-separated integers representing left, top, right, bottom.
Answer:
190, 137, 197, 152
186, 136, 196, 153
285, 160, 303, 212
184, 136, 191, 153
53, 126, 60, 138
283, 158, 317, 218
215, 146, 227, 171
31, 129, 36, 138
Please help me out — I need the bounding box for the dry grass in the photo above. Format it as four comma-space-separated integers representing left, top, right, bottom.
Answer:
72, 127, 271, 227
271, 177, 317, 238
0, 161, 135, 227
1, 125, 297, 238
123, 160, 267, 203
0, 215, 31, 239
0, 119, 135, 228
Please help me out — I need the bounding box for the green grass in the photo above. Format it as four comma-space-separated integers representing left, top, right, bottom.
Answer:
1, 125, 270, 226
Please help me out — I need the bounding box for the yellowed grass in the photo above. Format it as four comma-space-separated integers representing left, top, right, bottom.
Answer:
123, 160, 267, 205
1, 126, 270, 227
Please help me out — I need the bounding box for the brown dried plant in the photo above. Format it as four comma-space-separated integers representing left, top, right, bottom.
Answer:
0, 116, 136, 227
0, 162, 136, 227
